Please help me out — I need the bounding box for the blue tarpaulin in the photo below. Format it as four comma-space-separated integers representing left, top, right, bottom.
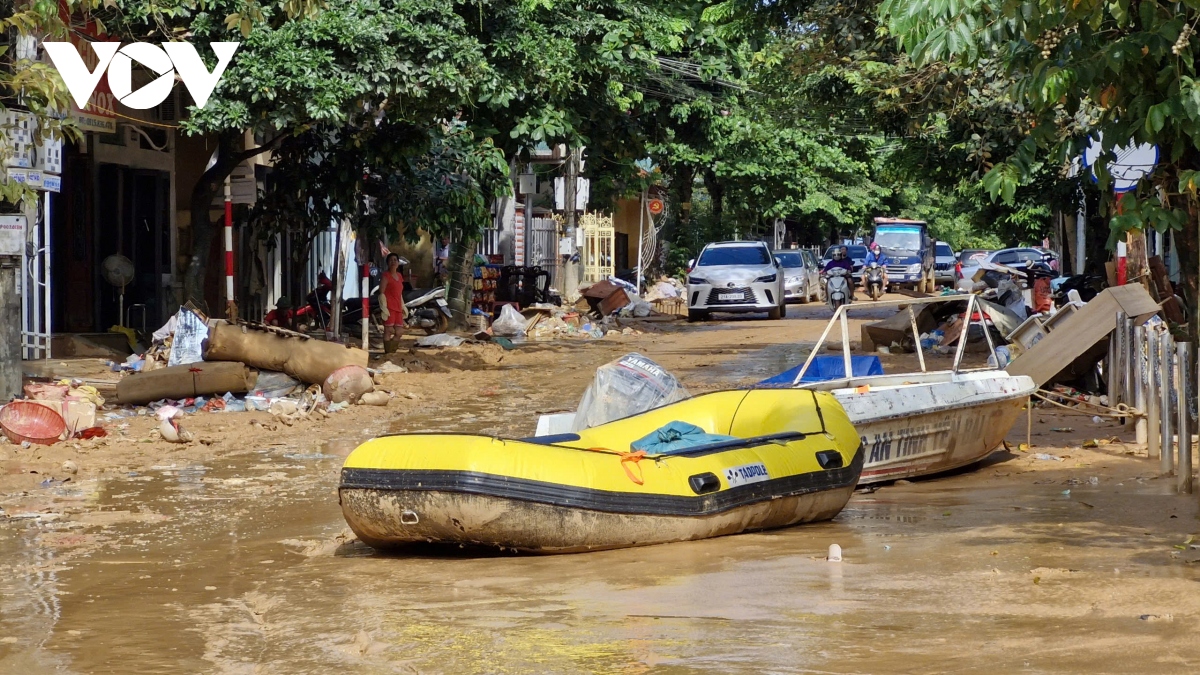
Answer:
758, 355, 884, 386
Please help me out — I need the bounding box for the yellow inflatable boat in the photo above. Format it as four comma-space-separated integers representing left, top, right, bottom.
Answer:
339, 389, 863, 553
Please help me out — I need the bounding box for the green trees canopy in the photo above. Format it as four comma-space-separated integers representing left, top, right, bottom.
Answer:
881, 0, 1200, 317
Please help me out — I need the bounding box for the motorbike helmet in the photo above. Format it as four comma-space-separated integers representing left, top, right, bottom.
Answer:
832, 247, 846, 260
870, 241, 881, 252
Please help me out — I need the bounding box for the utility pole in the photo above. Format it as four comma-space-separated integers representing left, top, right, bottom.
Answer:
523, 164, 534, 266
563, 147, 581, 298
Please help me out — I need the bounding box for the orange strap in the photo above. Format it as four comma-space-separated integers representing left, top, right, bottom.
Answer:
585, 447, 647, 485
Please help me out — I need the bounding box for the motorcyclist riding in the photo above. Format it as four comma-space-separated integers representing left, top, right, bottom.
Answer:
823, 246, 855, 300
862, 242, 889, 292
824, 246, 853, 273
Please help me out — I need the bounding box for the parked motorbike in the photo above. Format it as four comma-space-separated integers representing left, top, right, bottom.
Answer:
1052, 274, 1104, 307
301, 270, 381, 335
402, 286, 452, 335
864, 263, 885, 301
824, 267, 852, 309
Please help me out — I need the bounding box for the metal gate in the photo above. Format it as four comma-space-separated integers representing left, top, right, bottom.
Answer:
529, 217, 559, 289
581, 213, 614, 283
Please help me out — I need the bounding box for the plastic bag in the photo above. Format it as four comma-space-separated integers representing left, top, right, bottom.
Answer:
571, 353, 689, 431
253, 371, 302, 398
167, 309, 207, 367
416, 334, 465, 348
492, 304, 527, 336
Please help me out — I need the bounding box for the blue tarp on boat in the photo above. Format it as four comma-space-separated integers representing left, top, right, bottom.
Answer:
630, 421, 738, 455
758, 355, 884, 386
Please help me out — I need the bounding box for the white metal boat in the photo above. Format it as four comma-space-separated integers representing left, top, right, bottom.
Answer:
779, 295, 1036, 484
535, 295, 1035, 486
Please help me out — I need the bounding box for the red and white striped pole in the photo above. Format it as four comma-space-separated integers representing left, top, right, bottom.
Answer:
361, 262, 370, 350
223, 175, 234, 317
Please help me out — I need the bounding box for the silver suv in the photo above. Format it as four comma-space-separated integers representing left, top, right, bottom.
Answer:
686, 241, 786, 322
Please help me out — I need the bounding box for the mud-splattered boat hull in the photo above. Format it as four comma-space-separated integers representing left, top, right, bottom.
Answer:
340, 389, 865, 553
827, 371, 1035, 484
339, 472, 858, 554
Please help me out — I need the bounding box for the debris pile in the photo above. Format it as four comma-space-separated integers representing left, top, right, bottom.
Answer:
7, 307, 397, 448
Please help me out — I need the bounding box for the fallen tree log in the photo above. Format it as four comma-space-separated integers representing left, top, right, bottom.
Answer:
204, 323, 368, 384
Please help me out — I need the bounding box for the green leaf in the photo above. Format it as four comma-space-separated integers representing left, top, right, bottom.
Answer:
1147, 102, 1169, 133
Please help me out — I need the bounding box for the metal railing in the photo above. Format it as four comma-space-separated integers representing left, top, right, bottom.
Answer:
791, 294, 999, 384
1111, 313, 1195, 494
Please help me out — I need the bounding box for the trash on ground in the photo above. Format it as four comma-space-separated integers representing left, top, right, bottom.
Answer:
167, 307, 209, 367
415, 334, 466, 348
322, 365, 375, 404
252, 371, 303, 398
156, 406, 193, 443
0, 401, 67, 445
358, 391, 391, 406
491, 304, 527, 337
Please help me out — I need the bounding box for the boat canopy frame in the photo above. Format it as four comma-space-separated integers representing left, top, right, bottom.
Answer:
792, 294, 1001, 386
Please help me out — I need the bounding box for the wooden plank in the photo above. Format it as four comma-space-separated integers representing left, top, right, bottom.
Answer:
1006, 284, 1159, 387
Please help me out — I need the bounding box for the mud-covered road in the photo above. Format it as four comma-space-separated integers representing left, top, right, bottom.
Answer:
3, 302, 1199, 673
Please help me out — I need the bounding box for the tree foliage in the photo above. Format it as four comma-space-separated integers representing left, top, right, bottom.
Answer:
881, 0, 1200, 323
0, 0, 92, 205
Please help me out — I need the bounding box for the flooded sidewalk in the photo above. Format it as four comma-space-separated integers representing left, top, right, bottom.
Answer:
3, 314, 1200, 673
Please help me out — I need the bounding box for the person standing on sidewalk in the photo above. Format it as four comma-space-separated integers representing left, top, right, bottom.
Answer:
379, 253, 406, 352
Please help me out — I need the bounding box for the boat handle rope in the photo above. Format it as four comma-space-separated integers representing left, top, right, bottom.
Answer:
584, 447, 647, 485
810, 390, 827, 435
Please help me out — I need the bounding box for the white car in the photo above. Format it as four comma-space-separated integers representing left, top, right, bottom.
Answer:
686, 241, 787, 322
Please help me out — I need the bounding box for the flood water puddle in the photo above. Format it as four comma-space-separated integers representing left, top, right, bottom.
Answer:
3, 421, 1200, 672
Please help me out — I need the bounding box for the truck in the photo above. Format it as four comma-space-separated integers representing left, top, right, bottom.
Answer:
870, 217, 936, 293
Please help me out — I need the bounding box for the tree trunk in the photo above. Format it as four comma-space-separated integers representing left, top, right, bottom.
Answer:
185, 130, 242, 311
1180, 202, 1199, 339
290, 230, 314, 309
1126, 228, 1149, 287
447, 236, 476, 329
664, 163, 694, 244
703, 167, 724, 235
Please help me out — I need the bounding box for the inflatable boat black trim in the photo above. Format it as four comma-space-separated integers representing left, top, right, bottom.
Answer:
339, 445, 863, 517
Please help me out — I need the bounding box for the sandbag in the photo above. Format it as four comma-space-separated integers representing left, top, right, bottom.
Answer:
204, 323, 368, 384
116, 362, 256, 405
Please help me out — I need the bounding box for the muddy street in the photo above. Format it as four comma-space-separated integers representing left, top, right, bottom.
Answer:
3, 304, 1200, 673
